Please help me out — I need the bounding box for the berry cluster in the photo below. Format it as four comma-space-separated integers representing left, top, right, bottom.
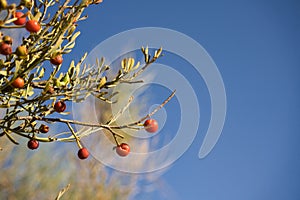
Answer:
1, 11, 41, 56
114, 119, 159, 157
26, 118, 159, 160
0, 0, 172, 162
1, 11, 63, 90
0, 9, 66, 62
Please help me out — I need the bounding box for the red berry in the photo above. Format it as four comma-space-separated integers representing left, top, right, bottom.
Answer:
54, 100, 66, 112
0, 42, 12, 55
25, 20, 40, 33
116, 143, 130, 157
143, 119, 159, 133
13, 12, 26, 25
50, 54, 63, 65
27, 139, 39, 150
11, 77, 25, 89
78, 148, 89, 159
39, 124, 49, 133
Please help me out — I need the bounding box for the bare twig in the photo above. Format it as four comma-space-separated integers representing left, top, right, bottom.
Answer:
110, 90, 176, 129
66, 122, 82, 148
106, 96, 134, 125
55, 184, 71, 200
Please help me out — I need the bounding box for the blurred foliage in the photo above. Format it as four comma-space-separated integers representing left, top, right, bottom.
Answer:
0, 0, 169, 199
0, 139, 134, 199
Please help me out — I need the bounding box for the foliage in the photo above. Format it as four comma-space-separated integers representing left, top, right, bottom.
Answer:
0, 138, 134, 200
0, 0, 175, 198
0, 0, 172, 152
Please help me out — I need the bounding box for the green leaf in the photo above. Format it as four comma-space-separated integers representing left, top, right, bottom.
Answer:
132, 61, 140, 70
0, 71, 7, 76
27, 89, 34, 97
100, 65, 110, 73
65, 41, 76, 50
117, 69, 123, 79
57, 72, 64, 81
53, 78, 60, 87
70, 31, 81, 43
121, 58, 126, 70
23, 80, 34, 97
106, 84, 117, 88
67, 25, 77, 39
154, 47, 163, 58
38, 67, 45, 79
0, 104, 10, 108
62, 49, 72, 54
14, 60, 21, 77
97, 76, 107, 89
75, 63, 80, 78
31, 121, 37, 127
68, 61, 75, 77
62, 73, 70, 85
33, 12, 42, 21
99, 57, 105, 67
59, 111, 71, 115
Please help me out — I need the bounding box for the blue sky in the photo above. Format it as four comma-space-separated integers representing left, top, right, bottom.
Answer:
66, 0, 300, 199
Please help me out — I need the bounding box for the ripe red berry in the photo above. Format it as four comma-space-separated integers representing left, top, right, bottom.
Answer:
11, 77, 25, 89
143, 119, 159, 133
54, 100, 66, 112
27, 139, 39, 150
116, 143, 130, 157
78, 148, 89, 159
50, 54, 63, 65
25, 20, 40, 33
0, 42, 12, 55
39, 124, 49, 133
13, 12, 26, 25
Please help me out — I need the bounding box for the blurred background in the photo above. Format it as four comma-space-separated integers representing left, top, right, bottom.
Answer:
1, 0, 300, 199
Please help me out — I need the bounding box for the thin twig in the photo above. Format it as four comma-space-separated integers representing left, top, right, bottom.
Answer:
119, 80, 144, 84
55, 184, 71, 200
15, 90, 175, 131
106, 96, 134, 125
105, 126, 121, 146
66, 122, 82, 148
110, 90, 176, 129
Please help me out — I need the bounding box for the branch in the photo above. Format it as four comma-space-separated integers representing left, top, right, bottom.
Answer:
106, 96, 134, 125
110, 90, 176, 129
66, 122, 82, 148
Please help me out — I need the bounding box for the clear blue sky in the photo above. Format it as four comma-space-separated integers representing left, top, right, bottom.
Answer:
66, 0, 300, 199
